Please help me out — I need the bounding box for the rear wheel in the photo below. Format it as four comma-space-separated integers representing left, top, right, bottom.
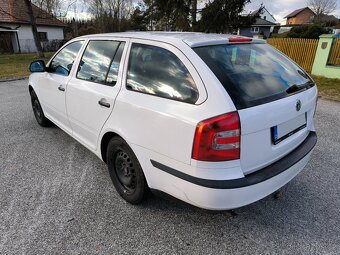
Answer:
30, 90, 52, 127
106, 137, 148, 204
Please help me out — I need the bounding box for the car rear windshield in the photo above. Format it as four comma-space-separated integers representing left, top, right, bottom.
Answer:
194, 43, 314, 109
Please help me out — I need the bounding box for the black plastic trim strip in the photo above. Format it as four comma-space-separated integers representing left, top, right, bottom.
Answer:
151, 131, 317, 189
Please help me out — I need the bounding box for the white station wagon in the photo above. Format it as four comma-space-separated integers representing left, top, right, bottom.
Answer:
28, 32, 317, 210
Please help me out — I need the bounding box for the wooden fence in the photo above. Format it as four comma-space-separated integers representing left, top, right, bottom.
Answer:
267, 38, 319, 72
327, 38, 340, 66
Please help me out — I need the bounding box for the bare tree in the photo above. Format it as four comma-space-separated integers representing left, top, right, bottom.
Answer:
33, 0, 61, 15
85, 0, 133, 32
307, 0, 337, 16
26, 0, 75, 57
109, 0, 133, 31
32, 0, 77, 16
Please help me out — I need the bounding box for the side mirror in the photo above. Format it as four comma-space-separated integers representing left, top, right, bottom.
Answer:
29, 60, 46, 73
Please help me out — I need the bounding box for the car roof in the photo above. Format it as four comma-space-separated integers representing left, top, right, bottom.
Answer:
76, 32, 265, 48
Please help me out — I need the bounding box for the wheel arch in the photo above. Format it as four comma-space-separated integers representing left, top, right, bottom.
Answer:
100, 130, 151, 192
28, 84, 34, 94
100, 131, 123, 163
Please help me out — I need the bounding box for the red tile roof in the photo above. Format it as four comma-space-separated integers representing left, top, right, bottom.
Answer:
284, 7, 315, 19
0, 0, 66, 27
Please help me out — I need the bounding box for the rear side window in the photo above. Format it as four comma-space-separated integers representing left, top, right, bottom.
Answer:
126, 43, 199, 104
50, 41, 84, 76
77, 40, 124, 85
194, 44, 313, 109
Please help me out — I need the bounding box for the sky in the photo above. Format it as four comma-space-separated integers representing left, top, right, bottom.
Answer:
66, 0, 340, 25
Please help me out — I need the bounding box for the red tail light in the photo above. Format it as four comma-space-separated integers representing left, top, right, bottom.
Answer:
192, 112, 240, 161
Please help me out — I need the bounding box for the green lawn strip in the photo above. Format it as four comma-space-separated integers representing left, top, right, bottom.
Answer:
0, 52, 54, 80
312, 75, 340, 102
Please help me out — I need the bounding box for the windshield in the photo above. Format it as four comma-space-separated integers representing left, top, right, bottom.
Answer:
194, 43, 314, 109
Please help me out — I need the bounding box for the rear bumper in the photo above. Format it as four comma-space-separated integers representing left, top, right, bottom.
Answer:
151, 131, 317, 210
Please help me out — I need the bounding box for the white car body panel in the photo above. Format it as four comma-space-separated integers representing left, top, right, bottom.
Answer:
66, 38, 129, 151
239, 86, 317, 174
149, 151, 313, 210
28, 32, 317, 210
38, 72, 73, 134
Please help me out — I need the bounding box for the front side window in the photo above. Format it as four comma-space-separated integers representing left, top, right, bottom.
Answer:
50, 41, 84, 76
126, 43, 199, 104
77, 40, 124, 85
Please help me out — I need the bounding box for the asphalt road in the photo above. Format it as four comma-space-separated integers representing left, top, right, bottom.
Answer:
0, 80, 339, 255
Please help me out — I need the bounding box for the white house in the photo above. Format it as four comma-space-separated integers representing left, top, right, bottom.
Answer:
251, 5, 277, 24
0, 0, 65, 53
250, 5, 277, 33
239, 5, 278, 38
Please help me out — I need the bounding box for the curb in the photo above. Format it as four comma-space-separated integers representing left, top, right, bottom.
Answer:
0, 77, 28, 83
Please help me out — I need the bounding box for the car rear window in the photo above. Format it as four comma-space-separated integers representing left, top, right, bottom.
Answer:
194, 43, 314, 109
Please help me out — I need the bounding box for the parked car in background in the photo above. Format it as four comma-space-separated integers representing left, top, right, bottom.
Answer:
28, 32, 317, 210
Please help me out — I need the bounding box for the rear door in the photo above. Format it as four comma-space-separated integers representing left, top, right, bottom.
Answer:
66, 39, 127, 151
194, 43, 317, 174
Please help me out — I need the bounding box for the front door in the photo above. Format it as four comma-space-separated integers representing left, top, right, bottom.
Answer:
38, 40, 84, 134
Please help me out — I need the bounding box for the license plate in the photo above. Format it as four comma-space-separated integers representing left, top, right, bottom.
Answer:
272, 113, 307, 145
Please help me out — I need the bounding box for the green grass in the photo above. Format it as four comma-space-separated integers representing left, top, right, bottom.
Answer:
0, 52, 54, 80
312, 75, 340, 101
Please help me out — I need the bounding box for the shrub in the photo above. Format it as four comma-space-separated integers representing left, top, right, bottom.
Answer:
287, 25, 326, 39
41, 39, 66, 52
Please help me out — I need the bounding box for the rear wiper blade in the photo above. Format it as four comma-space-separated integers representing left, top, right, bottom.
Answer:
286, 81, 314, 94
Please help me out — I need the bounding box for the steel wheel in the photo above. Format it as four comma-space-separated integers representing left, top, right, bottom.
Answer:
30, 90, 52, 127
114, 150, 137, 194
32, 97, 43, 122
107, 137, 148, 204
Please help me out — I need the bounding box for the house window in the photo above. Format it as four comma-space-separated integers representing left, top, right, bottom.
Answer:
264, 16, 266, 20
250, 27, 259, 33
38, 32, 48, 42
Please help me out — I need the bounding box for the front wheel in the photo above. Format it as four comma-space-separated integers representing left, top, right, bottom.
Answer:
30, 90, 52, 127
106, 137, 148, 204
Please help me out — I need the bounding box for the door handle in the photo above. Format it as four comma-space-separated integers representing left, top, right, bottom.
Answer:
58, 85, 65, 92
98, 98, 110, 108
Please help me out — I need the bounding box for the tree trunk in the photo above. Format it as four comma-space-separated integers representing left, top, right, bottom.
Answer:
72, 18, 78, 37
24, 0, 44, 57
191, 0, 197, 31
117, 0, 121, 32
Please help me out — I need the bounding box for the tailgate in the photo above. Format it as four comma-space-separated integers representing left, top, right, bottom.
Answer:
239, 87, 317, 175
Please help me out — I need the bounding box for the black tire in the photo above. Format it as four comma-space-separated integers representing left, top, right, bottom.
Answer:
106, 137, 148, 204
30, 90, 52, 127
